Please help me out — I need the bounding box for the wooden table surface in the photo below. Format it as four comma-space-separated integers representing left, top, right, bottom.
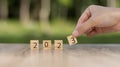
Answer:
0, 44, 120, 67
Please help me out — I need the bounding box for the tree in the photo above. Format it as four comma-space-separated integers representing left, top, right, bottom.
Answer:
39, 0, 51, 34
31, 0, 41, 20
0, 0, 8, 20
20, 0, 30, 24
107, 0, 117, 7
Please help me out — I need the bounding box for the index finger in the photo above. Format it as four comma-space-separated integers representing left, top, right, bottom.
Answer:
73, 7, 91, 37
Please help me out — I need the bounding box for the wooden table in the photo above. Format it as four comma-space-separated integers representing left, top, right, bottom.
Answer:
0, 44, 120, 67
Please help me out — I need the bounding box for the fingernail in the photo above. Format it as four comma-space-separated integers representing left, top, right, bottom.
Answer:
72, 30, 79, 37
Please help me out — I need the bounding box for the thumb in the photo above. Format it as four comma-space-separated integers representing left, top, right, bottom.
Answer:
72, 18, 96, 37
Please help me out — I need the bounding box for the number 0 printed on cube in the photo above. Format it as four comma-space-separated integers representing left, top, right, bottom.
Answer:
30, 40, 39, 50
43, 40, 52, 49
67, 35, 77, 45
54, 40, 63, 49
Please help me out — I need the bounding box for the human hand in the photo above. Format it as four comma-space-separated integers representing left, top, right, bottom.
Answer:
72, 5, 120, 37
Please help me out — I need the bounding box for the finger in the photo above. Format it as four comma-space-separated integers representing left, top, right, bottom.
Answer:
87, 30, 96, 37
85, 27, 94, 34
72, 18, 96, 37
78, 7, 91, 24
75, 7, 91, 29
87, 27, 103, 37
85, 27, 95, 37
73, 7, 91, 37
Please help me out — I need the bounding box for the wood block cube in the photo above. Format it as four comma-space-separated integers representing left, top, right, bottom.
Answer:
54, 40, 63, 49
30, 40, 39, 50
67, 35, 77, 45
43, 40, 52, 49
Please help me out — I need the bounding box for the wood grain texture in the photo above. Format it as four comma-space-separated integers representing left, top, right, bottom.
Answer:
0, 44, 120, 67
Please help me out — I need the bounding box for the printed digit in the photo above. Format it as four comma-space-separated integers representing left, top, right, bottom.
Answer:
33, 42, 37, 48
57, 42, 61, 48
71, 37, 75, 43
45, 42, 48, 47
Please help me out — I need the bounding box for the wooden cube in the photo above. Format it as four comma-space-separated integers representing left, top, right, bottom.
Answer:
43, 40, 52, 49
54, 40, 63, 49
30, 40, 39, 50
67, 35, 77, 45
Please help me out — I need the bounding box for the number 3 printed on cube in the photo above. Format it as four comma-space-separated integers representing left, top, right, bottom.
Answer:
67, 35, 77, 46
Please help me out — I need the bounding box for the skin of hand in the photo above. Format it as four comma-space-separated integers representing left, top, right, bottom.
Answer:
72, 5, 120, 37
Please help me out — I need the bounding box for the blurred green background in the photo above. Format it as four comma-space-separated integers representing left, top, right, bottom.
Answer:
0, 0, 120, 44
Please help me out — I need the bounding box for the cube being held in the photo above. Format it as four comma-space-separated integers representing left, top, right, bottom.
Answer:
54, 40, 63, 50
67, 35, 78, 46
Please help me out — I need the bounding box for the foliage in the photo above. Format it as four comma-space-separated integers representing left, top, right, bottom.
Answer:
0, 20, 120, 44
58, 0, 73, 7
0, 0, 120, 44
